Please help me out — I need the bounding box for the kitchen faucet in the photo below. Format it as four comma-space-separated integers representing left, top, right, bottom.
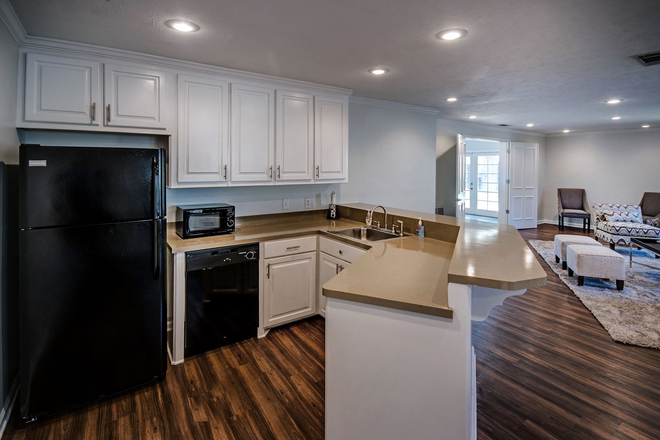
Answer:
366, 205, 387, 230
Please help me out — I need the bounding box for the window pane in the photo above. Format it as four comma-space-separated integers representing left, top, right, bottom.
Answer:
478, 201, 488, 210
488, 193, 499, 202
488, 202, 498, 212
490, 155, 499, 164
488, 165, 498, 174
478, 192, 487, 201
478, 182, 487, 191
478, 165, 488, 174
490, 174, 498, 184
478, 174, 487, 183
465, 199, 470, 209
478, 156, 488, 164
488, 183, 498, 193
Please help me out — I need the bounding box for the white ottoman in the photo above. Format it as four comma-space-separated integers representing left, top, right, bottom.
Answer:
566, 244, 625, 291
554, 235, 601, 270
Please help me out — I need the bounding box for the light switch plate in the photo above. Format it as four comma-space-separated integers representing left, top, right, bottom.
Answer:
282, 199, 290, 210
305, 198, 312, 209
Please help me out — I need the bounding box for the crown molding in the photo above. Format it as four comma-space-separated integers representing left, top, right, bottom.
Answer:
349, 96, 440, 115
545, 126, 660, 138
0, 0, 26, 44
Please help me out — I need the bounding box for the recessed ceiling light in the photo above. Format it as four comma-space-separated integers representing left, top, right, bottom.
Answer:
436, 29, 468, 41
368, 68, 389, 75
447, 97, 458, 102
165, 19, 200, 32
611, 116, 621, 120
606, 99, 621, 104
563, 129, 570, 133
468, 115, 477, 119
642, 125, 650, 128
526, 123, 534, 127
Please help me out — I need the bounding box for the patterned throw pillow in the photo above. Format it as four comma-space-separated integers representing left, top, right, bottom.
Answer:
648, 214, 660, 227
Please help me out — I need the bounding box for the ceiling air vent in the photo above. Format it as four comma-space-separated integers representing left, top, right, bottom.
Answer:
498, 124, 510, 127
632, 51, 660, 66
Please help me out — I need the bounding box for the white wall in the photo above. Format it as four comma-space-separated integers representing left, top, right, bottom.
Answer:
436, 118, 546, 217
541, 129, 660, 223
0, 18, 18, 164
465, 138, 499, 153
169, 100, 439, 217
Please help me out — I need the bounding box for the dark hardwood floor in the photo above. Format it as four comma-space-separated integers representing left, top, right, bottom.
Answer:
5, 224, 660, 439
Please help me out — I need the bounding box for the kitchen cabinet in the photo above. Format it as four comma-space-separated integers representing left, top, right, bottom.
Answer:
317, 252, 346, 317
275, 90, 314, 182
177, 75, 230, 183
263, 252, 317, 328
104, 63, 166, 129
315, 96, 348, 181
230, 83, 275, 183
24, 53, 101, 125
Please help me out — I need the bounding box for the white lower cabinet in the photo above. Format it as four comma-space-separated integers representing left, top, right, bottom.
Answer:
263, 251, 317, 328
317, 252, 346, 317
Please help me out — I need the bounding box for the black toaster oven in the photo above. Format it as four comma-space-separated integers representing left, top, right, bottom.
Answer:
176, 204, 235, 239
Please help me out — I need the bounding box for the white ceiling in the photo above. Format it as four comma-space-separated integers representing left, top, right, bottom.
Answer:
9, 0, 660, 134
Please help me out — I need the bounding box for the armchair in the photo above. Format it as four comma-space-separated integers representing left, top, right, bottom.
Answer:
639, 192, 660, 224
557, 188, 590, 231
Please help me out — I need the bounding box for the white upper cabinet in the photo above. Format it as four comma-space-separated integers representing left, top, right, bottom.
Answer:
24, 53, 101, 125
315, 96, 348, 181
275, 90, 314, 182
177, 75, 229, 184
230, 83, 275, 183
104, 64, 166, 129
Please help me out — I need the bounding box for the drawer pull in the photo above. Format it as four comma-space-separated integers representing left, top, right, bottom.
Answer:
339, 250, 343, 255
286, 246, 301, 251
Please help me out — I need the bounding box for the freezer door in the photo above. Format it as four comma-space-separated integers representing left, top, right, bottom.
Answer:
19, 219, 166, 420
19, 145, 164, 229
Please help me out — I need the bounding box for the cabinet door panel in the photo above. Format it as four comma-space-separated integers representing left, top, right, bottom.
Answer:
276, 91, 314, 182
177, 75, 229, 183
318, 252, 346, 318
314, 96, 348, 180
264, 252, 316, 327
230, 84, 275, 183
24, 54, 101, 125
104, 64, 165, 129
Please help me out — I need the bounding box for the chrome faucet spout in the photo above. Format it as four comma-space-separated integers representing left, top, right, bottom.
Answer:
368, 205, 388, 230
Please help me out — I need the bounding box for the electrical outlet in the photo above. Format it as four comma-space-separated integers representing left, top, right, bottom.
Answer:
282, 199, 290, 210
305, 198, 312, 209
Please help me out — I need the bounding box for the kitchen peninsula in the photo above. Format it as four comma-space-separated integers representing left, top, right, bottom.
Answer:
166, 203, 547, 440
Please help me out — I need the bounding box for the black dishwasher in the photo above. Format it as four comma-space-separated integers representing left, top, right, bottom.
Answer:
185, 244, 259, 357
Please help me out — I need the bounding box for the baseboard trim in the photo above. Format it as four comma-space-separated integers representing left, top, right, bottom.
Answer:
537, 219, 594, 231
0, 377, 19, 439
167, 344, 184, 366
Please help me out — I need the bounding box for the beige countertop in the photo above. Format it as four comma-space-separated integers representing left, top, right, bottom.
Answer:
166, 204, 547, 319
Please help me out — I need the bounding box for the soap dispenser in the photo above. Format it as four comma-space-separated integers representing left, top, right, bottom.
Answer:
416, 217, 425, 237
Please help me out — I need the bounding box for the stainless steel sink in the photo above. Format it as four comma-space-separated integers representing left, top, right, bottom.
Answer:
329, 227, 409, 242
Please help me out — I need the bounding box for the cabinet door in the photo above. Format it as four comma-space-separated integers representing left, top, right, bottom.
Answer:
275, 90, 314, 182
264, 252, 316, 328
24, 53, 101, 125
314, 96, 348, 180
318, 252, 346, 318
230, 83, 275, 183
177, 75, 229, 183
104, 64, 165, 129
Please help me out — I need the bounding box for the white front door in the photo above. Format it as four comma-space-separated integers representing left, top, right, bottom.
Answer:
473, 153, 500, 218
455, 135, 467, 221
508, 142, 539, 229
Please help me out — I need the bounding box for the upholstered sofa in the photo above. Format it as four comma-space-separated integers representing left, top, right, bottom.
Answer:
593, 203, 660, 248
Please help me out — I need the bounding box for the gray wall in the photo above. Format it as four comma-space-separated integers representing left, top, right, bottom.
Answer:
541, 129, 660, 223
436, 118, 547, 217
169, 101, 439, 217
0, 18, 18, 415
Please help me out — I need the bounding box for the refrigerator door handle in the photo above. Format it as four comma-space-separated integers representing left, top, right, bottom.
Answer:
154, 220, 162, 280
152, 156, 160, 218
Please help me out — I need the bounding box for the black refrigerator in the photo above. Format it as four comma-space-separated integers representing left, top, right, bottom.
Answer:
19, 145, 167, 422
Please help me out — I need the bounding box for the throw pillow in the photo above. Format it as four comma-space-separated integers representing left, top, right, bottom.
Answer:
604, 207, 643, 223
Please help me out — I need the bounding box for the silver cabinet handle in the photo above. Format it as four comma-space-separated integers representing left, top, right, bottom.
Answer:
339, 265, 344, 272
336, 264, 340, 274
269, 166, 273, 178
267, 263, 270, 279
286, 245, 300, 251
339, 250, 343, 255
223, 165, 227, 179
316, 166, 320, 178
91, 102, 96, 122
106, 104, 111, 123
277, 165, 281, 179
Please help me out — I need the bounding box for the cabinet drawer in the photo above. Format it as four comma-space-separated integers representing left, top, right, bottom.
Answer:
264, 236, 317, 259
319, 236, 366, 263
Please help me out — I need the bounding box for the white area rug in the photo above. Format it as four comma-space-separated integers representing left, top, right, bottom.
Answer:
528, 240, 660, 349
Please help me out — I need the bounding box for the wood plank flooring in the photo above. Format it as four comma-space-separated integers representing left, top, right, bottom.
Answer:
5, 224, 660, 439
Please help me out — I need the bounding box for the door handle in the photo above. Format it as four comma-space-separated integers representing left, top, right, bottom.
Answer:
316, 166, 320, 178
336, 264, 339, 274
91, 102, 96, 122
266, 263, 271, 279
106, 104, 111, 123
277, 165, 281, 179
269, 166, 273, 179
153, 220, 162, 280
223, 165, 227, 179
